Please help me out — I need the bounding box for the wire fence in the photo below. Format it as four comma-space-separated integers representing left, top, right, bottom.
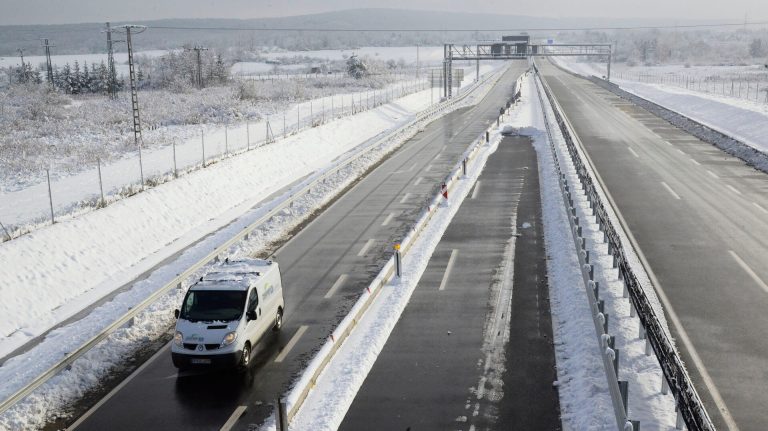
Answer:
0, 76, 431, 242
617, 70, 768, 103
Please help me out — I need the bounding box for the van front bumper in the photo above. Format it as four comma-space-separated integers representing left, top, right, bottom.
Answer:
172, 351, 242, 369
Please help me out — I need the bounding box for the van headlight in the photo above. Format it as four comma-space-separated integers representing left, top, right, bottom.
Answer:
174, 331, 183, 346
221, 331, 237, 347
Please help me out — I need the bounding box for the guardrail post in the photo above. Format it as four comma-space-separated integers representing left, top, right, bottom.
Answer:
462, 159, 467, 177
639, 324, 646, 340
645, 336, 652, 356
676, 407, 685, 429
275, 397, 288, 431
618, 380, 629, 414
394, 244, 402, 277
485, 131, 489, 143
613, 348, 620, 379
662, 374, 670, 395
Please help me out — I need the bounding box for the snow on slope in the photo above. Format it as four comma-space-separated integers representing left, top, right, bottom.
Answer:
0, 63, 507, 431
0, 88, 431, 359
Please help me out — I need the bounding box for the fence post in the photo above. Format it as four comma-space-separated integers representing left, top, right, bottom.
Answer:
46, 168, 55, 224
172, 141, 178, 178
297, 105, 300, 132
225, 124, 229, 155
201, 130, 206, 167
247, 122, 250, 151
0, 220, 11, 241
97, 157, 105, 206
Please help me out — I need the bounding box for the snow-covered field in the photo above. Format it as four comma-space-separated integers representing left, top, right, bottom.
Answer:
261, 46, 445, 65
0, 62, 505, 430
552, 57, 768, 155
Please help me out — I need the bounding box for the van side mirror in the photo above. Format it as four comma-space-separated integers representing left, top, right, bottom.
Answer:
246, 310, 257, 321
174, 309, 180, 319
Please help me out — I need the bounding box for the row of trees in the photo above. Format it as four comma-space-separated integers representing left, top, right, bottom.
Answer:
6, 48, 232, 95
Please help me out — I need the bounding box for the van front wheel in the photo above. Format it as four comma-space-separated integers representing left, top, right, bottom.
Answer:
238, 343, 251, 371
273, 308, 283, 331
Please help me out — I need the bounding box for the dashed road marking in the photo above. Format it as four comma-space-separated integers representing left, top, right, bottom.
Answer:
471, 181, 482, 199
729, 251, 768, 295
439, 249, 459, 291
690, 158, 701, 166
627, 147, 640, 158
414, 177, 423, 186
425, 164, 433, 172
726, 185, 742, 195
357, 239, 375, 256
675, 148, 685, 155
661, 182, 681, 200
753, 202, 768, 213
324, 274, 348, 299
274, 325, 309, 363
400, 193, 412, 203
220, 406, 247, 431
382, 212, 396, 226
707, 170, 719, 179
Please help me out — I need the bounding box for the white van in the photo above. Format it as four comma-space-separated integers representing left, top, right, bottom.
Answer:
171, 258, 285, 370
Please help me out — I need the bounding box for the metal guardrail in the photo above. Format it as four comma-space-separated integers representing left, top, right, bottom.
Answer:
534, 64, 715, 430
282, 71, 514, 424
0, 64, 508, 418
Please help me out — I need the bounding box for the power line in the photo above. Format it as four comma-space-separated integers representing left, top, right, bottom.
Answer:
145, 21, 768, 33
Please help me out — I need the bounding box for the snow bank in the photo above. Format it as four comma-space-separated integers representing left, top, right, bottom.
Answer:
0, 64, 507, 430
0, 89, 432, 358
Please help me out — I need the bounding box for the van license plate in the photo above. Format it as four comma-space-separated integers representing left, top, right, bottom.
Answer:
191, 358, 211, 364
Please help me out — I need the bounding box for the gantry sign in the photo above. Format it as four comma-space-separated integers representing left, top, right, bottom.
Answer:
442, 36, 612, 98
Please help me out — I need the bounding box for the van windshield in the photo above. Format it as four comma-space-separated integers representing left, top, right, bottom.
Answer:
180, 290, 247, 322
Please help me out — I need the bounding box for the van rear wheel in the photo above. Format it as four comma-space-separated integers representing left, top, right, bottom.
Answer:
273, 308, 283, 331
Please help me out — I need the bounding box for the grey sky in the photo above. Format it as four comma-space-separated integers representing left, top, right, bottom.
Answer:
0, 0, 767, 26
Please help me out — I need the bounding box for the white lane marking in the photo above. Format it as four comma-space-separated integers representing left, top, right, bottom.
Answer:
561, 97, 742, 430
400, 193, 412, 204
357, 239, 375, 256
661, 182, 681, 200
726, 185, 742, 195
663, 140, 672, 146
627, 147, 640, 158
753, 202, 768, 213
274, 325, 309, 363
690, 158, 701, 166
675, 148, 685, 155
409, 162, 417, 172
707, 170, 719, 179
439, 249, 459, 291
220, 406, 247, 431
729, 251, 768, 295
324, 274, 348, 299
425, 164, 433, 172
381, 212, 396, 226
471, 181, 482, 199
67, 344, 172, 430
414, 177, 423, 186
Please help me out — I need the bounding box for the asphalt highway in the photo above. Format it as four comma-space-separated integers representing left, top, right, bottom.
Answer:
339, 136, 560, 430
540, 61, 768, 430
68, 62, 529, 431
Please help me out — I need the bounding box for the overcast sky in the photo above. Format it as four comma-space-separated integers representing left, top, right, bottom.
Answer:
0, 0, 767, 26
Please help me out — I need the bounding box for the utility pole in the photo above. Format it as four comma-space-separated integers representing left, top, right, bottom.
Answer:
16, 48, 25, 83
104, 22, 120, 99
120, 25, 147, 187
186, 45, 209, 88
40, 38, 55, 86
